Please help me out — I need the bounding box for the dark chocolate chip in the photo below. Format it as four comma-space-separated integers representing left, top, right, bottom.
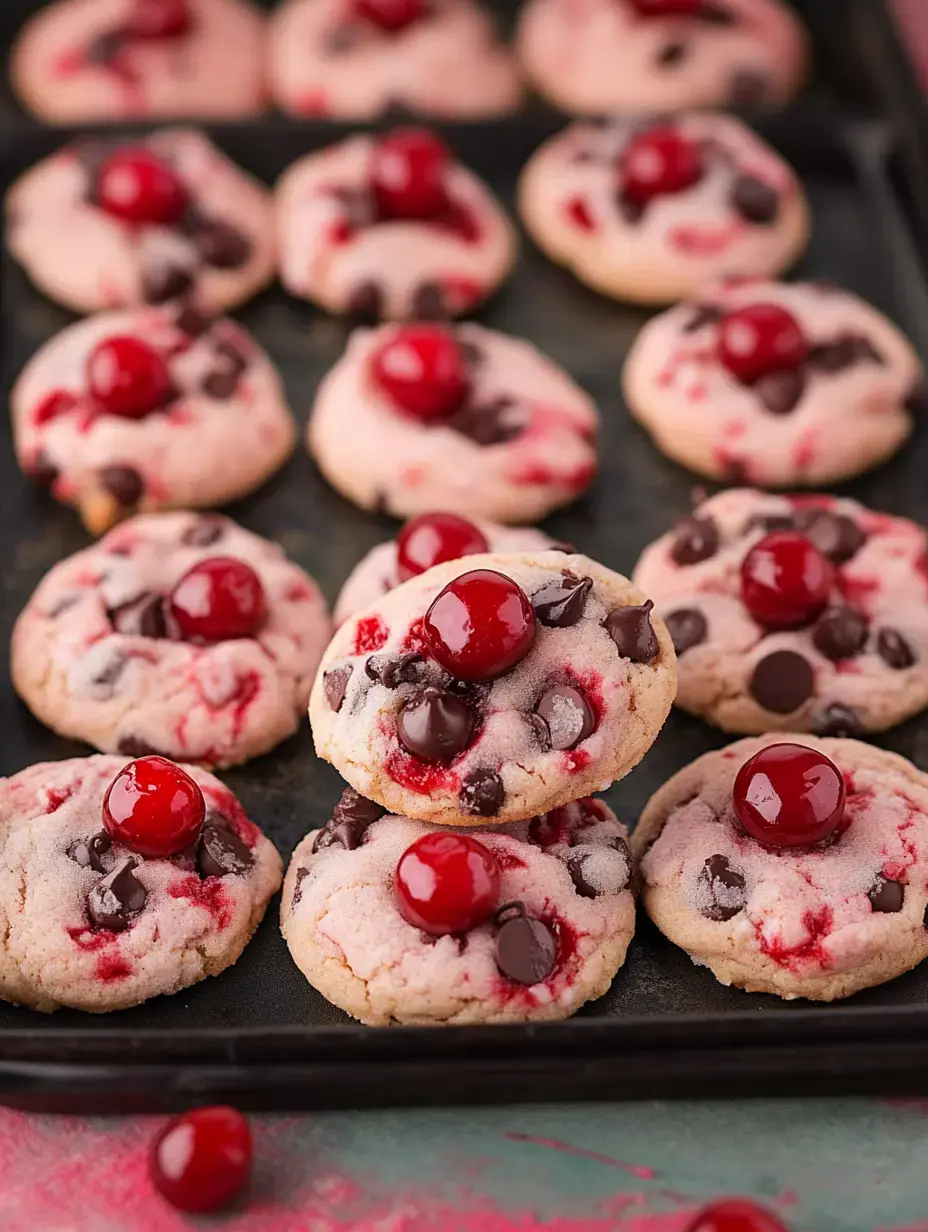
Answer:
729, 174, 780, 224
331, 186, 376, 230
671, 515, 719, 565
201, 369, 239, 400
411, 282, 448, 321
616, 191, 646, 224
87, 859, 147, 932
794, 509, 866, 564
729, 68, 770, 107
180, 516, 226, 547
812, 606, 869, 662
531, 573, 593, 628
48, 594, 81, 619
567, 839, 632, 900
67, 833, 112, 874
869, 877, 904, 914
446, 397, 524, 446
291, 866, 310, 905
656, 40, 687, 66
534, 684, 595, 751
814, 703, 863, 738
26, 450, 59, 486
682, 303, 724, 333
175, 306, 212, 338
365, 652, 423, 688
877, 628, 916, 670
85, 27, 127, 64
117, 735, 167, 757
458, 339, 484, 367
746, 512, 795, 535
323, 665, 353, 712
99, 465, 143, 507
348, 281, 384, 323
698, 1, 737, 24
193, 221, 252, 270
90, 653, 128, 694
495, 907, 557, 985
197, 822, 253, 878
753, 368, 804, 415
313, 788, 385, 852
805, 337, 863, 374
696, 854, 747, 921
603, 600, 659, 663
109, 591, 168, 639
397, 687, 474, 762
323, 23, 361, 52
749, 649, 814, 714
664, 608, 708, 655
460, 768, 505, 817
142, 263, 194, 305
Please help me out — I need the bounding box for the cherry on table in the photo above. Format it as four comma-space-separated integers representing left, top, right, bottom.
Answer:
355, 0, 424, 31
719, 304, 809, 385
371, 324, 470, 423
371, 128, 450, 220
129, 0, 193, 39
169, 557, 268, 642
150, 1106, 252, 1214
423, 568, 536, 680
397, 512, 489, 581
619, 126, 704, 206
95, 148, 189, 225
103, 755, 205, 858
87, 335, 174, 419
733, 742, 847, 848
685, 1197, 791, 1232
395, 832, 500, 935
741, 531, 834, 630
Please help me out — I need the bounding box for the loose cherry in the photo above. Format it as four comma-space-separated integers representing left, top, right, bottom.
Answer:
741, 532, 834, 630
169, 557, 268, 642
355, 0, 425, 31
733, 742, 847, 848
685, 1198, 790, 1232
395, 832, 501, 935
397, 513, 489, 581
719, 304, 809, 385
150, 1106, 252, 1214
423, 568, 536, 681
371, 325, 470, 423
371, 128, 450, 220
87, 336, 174, 419
95, 148, 189, 226
129, 0, 193, 39
103, 755, 205, 858
619, 126, 704, 206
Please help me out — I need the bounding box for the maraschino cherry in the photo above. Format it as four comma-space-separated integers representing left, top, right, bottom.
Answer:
150, 1106, 252, 1214
741, 532, 834, 630
733, 742, 847, 848
95, 148, 189, 226
169, 557, 268, 642
719, 304, 809, 385
685, 1198, 790, 1232
372, 324, 470, 423
619, 126, 704, 206
395, 832, 501, 934
103, 756, 205, 858
129, 0, 193, 39
424, 569, 536, 681
87, 336, 174, 419
397, 513, 489, 581
371, 128, 450, 220
355, 0, 424, 32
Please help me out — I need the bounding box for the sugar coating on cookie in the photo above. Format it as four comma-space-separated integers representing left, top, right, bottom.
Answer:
516, 0, 806, 116
10, 0, 265, 123
633, 735, 928, 1001
518, 114, 808, 306
0, 756, 281, 1013
309, 550, 677, 825
6, 129, 274, 315
309, 322, 599, 522
623, 279, 923, 486
633, 488, 928, 735
282, 791, 635, 1025
12, 307, 295, 534
269, 0, 521, 119
13, 513, 331, 768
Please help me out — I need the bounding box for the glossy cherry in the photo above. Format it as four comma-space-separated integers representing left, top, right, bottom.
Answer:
718, 304, 809, 385
95, 148, 189, 225
371, 324, 470, 423
741, 532, 834, 631
150, 1106, 252, 1214
371, 128, 450, 220
397, 513, 490, 581
129, 0, 193, 39
169, 557, 268, 642
103, 755, 205, 858
355, 0, 424, 31
395, 832, 501, 935
733, 742, 847, 848
423, 568, 536, 681
619, 125, 704, 206
87, 336, 174, 419
685, 1198, 791, 1232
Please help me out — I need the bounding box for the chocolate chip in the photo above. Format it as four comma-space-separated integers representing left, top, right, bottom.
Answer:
323, 665, 353, 712
175, 306, 211, 338
26, 449, 59, 486
458, 339, 484, 368
682, 304, 724, 333
411, 283, 447, 321
90, 653, 128, 695
85, 27, 126, 63
805, 336, 867, 374
313, 788, 385, 852
331, 186, 376, 230
729, 175, 780, 224
877, 628, 916, 669
180, 516, 225, 547
323, 23, 360, 52
142, 263, 194, 305
729, 69, 770, 107
291, 866, 310, 905
117, 735, 167, 757
197, 822, 254, 878
365, 652, 423, 688
746, 512, 795, 535
603, 600, 659, 663
397, 687, 474, 762
869, 877, 904, 913
99, 465, 143, 507
814, 703, 862, 737
696, 854, 747, 921
812, 607, 869, 662
671, 515, 719, 565
495, 906, 557, 985
532, 573, 593, 628
446, 397, 524, 446
534, 684, 595, 751
201, 369, 239, 399
664, 608, 707, 654
193, 221, 251, 269
48, 594, 81, 619
698, 1, 737, 23
749, 650, 814, 714
460, 768, 505, 817
87, 859, 147, 932
567, 839, 632, 899
794, 510, 866, 564
753, 368, 804, 415
67, 833, 112, 874
616, 191, 646, 224
657, 40, 687, 66
109, 591, 168, 639
348, 281, 384, 323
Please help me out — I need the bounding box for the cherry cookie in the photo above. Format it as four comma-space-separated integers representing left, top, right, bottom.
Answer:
516, 0, 806, 117
10, 0, 264, 124
0, 755, 281, 1013
12, 307, 295, 534
518, 113, 808, 306
309, 550, 676, 825
13, 513, 331, 768
309, 321, 599, 522
623, 279, 923, 485
282, 789, 635, 1025
633, 735, 928, 1000
6, 129, 274, 315
633, 487, 928, 735
275, 128, 516, 320
269, 0, 521, 119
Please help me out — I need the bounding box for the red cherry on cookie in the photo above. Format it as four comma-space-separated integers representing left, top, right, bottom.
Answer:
397, 513, 490, 581
169, 557, 268, 642
372, 324, 470, 423
129, 0, 193, 39
733, 742, 847, 849
685, 1198, 790, 1232
150, 1106, 252, 1214
619, 126, 704, 206
103, 755, 205, 858
395, 832, 501, 935
95, 148, 189, 225
371, 128, 450, 220
719, 304, 809, 385
87, 335, 174, 419
355, 0, 424, 31
741, 532, 834, 630
424, 568, 536, 681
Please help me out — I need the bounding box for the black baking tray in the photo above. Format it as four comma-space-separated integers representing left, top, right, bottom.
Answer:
5, 0, 928, 1112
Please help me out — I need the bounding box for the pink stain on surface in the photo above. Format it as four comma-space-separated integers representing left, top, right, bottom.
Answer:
503, 1133, 658, 1180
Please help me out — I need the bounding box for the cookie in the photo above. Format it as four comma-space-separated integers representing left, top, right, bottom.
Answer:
623, 279, 923, 485
10, 0, 265, 123
516, 0, 807, 117
11, 307, 295, 534
309, 550, 677, 825
276, 127, 516, 319
632, 487, 928, 736
13, 512, 331, 768
518, 114, 809, 305
633, 735, 928, 1000
309, 321, 599, 522
269, 0, 521, 119
6, 129, 274, 315
282, 789, 635, 1025
0, 755, 281, 1013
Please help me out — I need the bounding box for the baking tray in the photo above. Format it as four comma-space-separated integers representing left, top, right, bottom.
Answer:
4, 1, 928, 1112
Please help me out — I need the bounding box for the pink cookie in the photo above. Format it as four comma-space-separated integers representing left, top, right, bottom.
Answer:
11, 306, 295, 534
518, 114, 809, 305
516, 0, 807, 117
268, 0, 521, 119
633, 736, 928, 1001
281, 789, 635, 1025
309, 321, 599, 522
0, 755, 281, 1013
13, 512, 331, 768
633, 487, 928, 735
275, 128, 516, 319
10, 0, 265, 123
623, 279, 923, 486
6, 129, 275, 315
